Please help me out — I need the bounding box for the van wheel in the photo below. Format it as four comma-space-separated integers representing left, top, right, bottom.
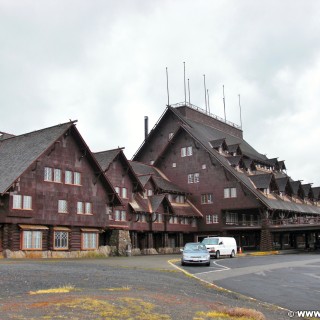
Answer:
230, 250, 235, 258
215, 251, 220, 259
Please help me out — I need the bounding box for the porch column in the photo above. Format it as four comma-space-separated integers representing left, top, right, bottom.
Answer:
259, 210, 273, 251
178, 233, 184, 247
147, 233, 154, 249
163, 233, 169, 247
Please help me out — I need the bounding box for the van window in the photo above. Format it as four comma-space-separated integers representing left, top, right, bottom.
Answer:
202, 238, 219, 245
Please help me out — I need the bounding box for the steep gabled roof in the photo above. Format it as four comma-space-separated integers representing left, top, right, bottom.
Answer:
209, 138, 227, 150
0, 131, 15, 141
152, 176, 187, 194
94, 148, 144, 193
278, 160, 287, 171
226, 155, 243, 167
249, 174, 273, 189
312, 187, 320, 201
129, 161, 160, 176
290, 180, 305, 198
302, 184, 314, 199
171, 201, 203, 217
0, 122, 122, 206
0, 122, 74, 194
276, 176, 291, 193
227, 143, 242, 154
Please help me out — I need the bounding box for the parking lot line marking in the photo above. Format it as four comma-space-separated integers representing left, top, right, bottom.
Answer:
213, 260, 230, 271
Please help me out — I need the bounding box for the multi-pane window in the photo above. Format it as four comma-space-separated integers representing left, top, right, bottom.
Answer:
13, 195, 32, 210
22, 231, 42, 250
224, 187, 237, 198
115, 187, 120, 195
54, 231, 68, 249
206, 214, 219, 224
44, 167, 53, 181
82, 232, 98, 250
73, 172, 81, 185
181, 147, 187, 157
65, 171, 72, 184
77, 202, 92, 215
58, 200, 68, 213
201, 193, 213, 204
188, 173, 199, 184
226, 212, 238, 224
54, 169, 62, 183
141, 214, 146, 223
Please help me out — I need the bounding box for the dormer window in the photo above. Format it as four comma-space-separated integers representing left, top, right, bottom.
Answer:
181, 146, 193, 157
168, 132, 174, 140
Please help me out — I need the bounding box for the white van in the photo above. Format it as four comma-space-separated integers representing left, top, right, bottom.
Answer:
201, 237, 237, 259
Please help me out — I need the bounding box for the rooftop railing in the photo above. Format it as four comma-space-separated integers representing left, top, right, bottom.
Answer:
171, 102, 242, 130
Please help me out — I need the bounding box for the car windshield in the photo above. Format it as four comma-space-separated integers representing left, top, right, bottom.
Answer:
202, 238, 219, 245
184, 243, 207, 251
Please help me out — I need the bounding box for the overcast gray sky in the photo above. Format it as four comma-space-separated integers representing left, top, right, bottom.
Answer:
1, 1, 320, 186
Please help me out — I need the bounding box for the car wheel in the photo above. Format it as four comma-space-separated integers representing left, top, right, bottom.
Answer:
181, 261, 185, 266
215, 251, 220, 259
206, 261, 210, 266
230, 250, 235, 258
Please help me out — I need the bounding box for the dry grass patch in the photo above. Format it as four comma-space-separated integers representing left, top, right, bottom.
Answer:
29, 285, 78, 295
195, 307, 265, 320
101, 286, 132, 292
54, 297, 171, 319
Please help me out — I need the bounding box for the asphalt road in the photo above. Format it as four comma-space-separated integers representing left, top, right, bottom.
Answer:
178, 253, 320, 311
0, 255, 289, 319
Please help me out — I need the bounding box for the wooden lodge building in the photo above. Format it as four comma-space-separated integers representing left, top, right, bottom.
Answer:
0, 103, 320, 257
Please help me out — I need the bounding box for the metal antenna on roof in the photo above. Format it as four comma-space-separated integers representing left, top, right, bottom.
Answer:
207, 89, 210, 114
238, 94, 243, 129
166, 67, 170, 106
183, 62, 186, 105
223, 85, 226, 121
188, 78, 191, 106
203, 74, 207, 113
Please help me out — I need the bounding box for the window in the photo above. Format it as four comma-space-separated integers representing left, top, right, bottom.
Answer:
191, 219, 197, 227
54, 231, 68, 249
23, 196, 32, 210
65, 171, 72, 184
85, 202, 92, 214
22, 231, 42, 250
226, 212, 238, 224
188, 173, 200, 184
121, 210, 126, 221
58, 200, 68, 213
44, 167, 53, 181
206, 214, 219, 224
114, 210, 121, 221
54, 169, 61, 183
115, 187, 120, 195
141, 214, 146, 223
224, 187, 237, 198
168, 132, 174, 140
201, 193, 213, 204
172, 163, 176, 168
122, 187, 127, 199
202, 164, 207, 170
74, 172, 81, 185
181, 146, 193, 157
82, 232, 98, 250
176, 195, 185, 203
77, 202, 84, 214
147, 189, 153, 196
158, 214, 162, 223
150, 160, 154, 165
13, 195, 32, 210
186, 146, 193, 156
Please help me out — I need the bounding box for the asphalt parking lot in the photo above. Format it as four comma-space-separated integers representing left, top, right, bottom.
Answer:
176, 252, 320, 311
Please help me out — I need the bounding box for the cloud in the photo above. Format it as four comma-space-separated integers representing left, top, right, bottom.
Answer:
0, 0, 320, 185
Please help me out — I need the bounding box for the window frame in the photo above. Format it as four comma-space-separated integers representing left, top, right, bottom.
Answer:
81, 232, 98, 250
21, 230, 42, 250
54, 231, 69, 250
58, 200, 68, 213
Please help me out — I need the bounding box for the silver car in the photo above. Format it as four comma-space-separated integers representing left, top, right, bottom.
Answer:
181, 242, 210, 266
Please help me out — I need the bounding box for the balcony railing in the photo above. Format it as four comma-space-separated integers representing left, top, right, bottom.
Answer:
225, 220, 261, 227
270, 216, 320, 226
